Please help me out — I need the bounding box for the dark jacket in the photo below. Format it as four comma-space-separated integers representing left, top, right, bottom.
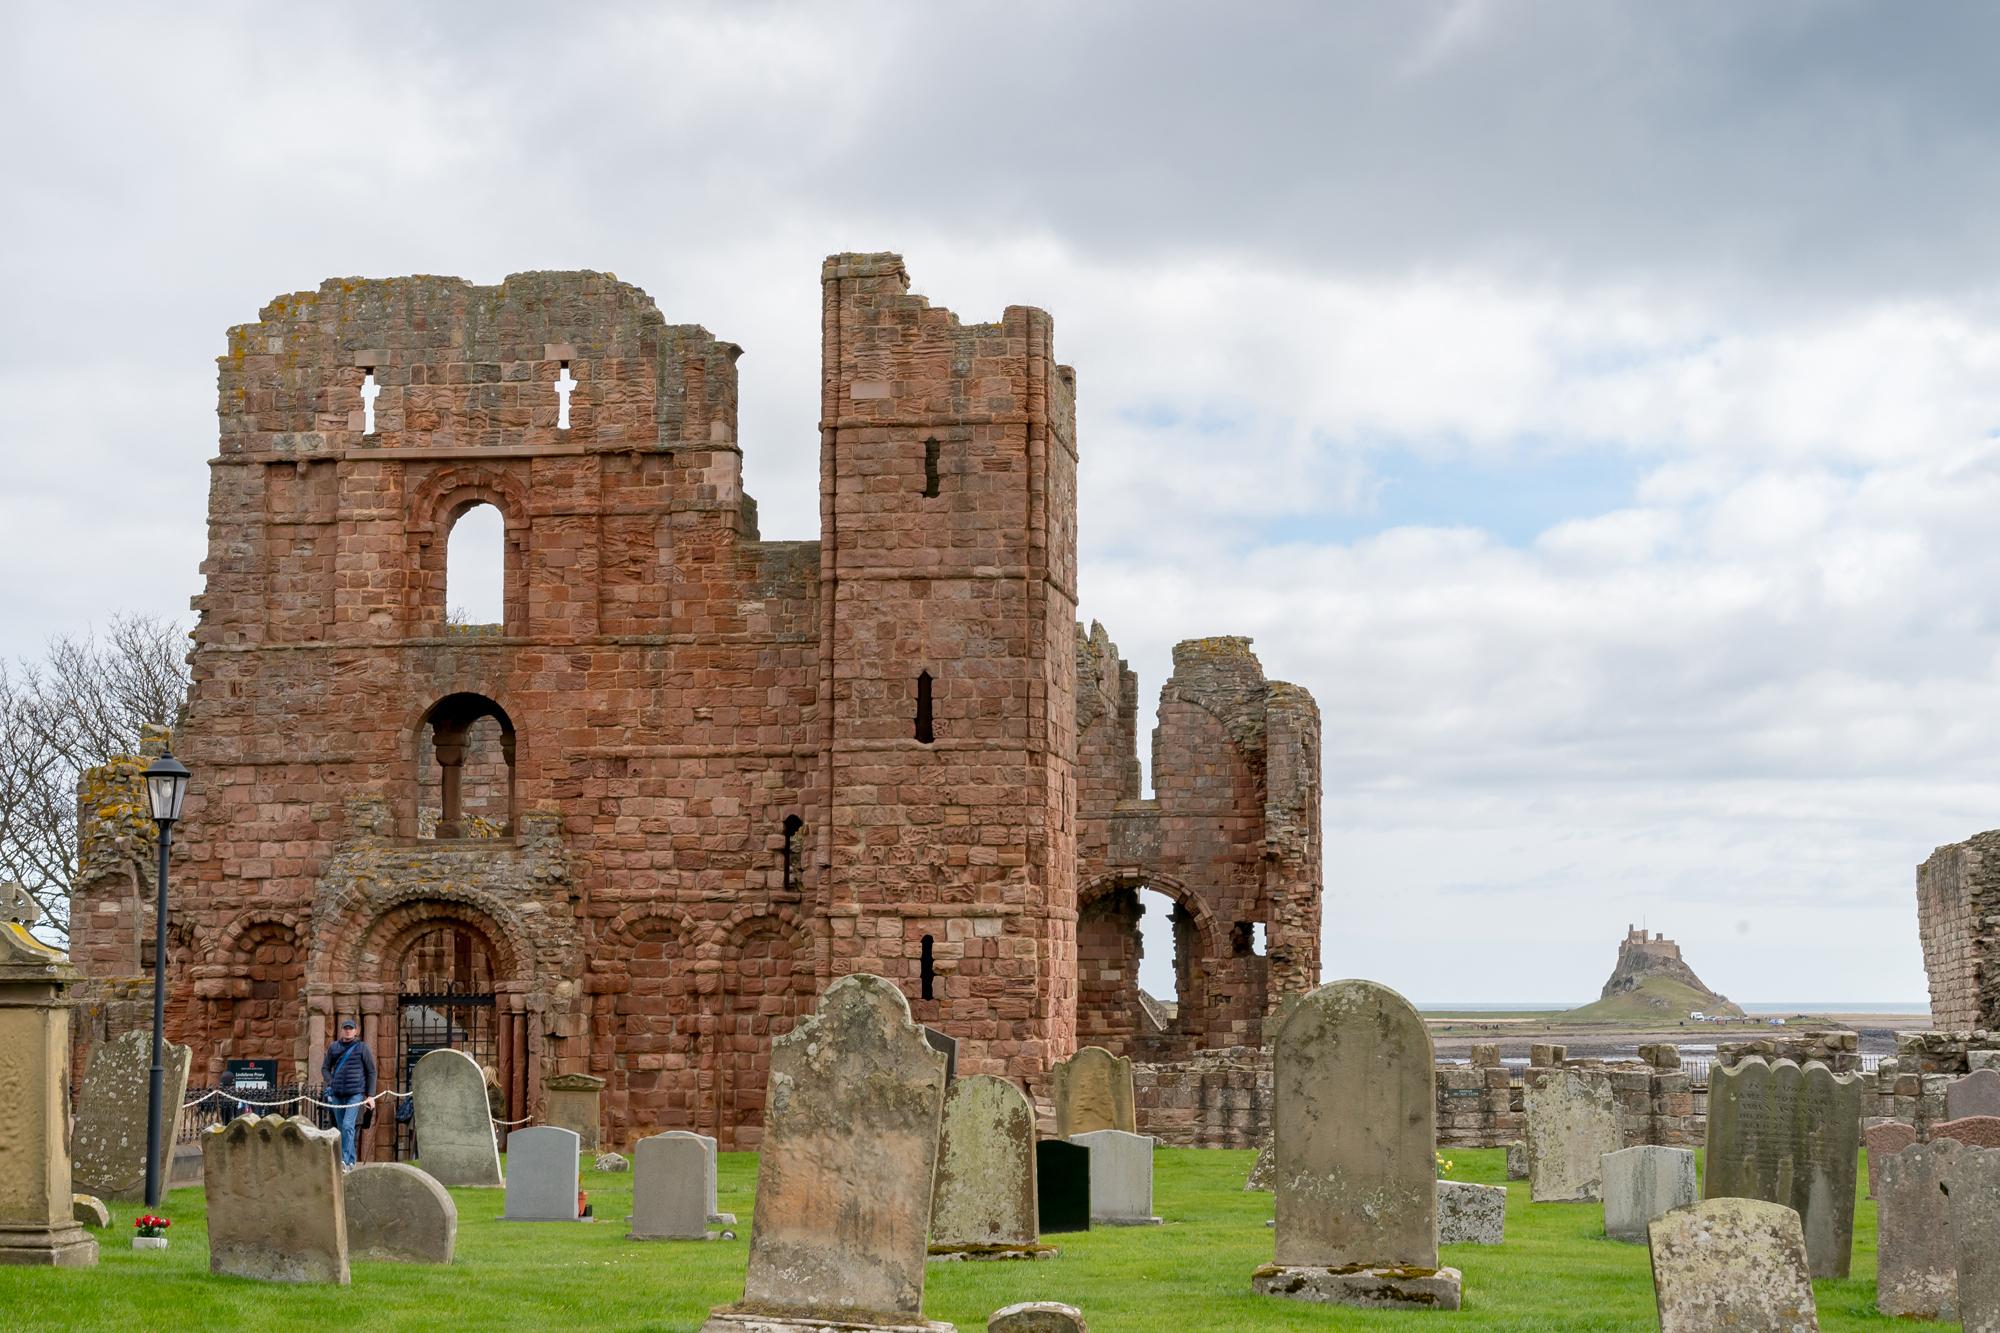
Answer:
321, 1037, 377, 1099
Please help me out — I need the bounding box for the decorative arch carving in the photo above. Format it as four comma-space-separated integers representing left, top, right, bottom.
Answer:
317, 885, 531, 990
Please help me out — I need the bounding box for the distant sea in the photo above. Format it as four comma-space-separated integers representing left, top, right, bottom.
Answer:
1418, 1001, 1930, 1014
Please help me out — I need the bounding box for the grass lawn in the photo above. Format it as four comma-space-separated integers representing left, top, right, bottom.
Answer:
0, 1147, 1923, 1331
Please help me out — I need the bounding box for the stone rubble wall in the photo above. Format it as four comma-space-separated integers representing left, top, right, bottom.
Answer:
1860, 1030, 2000, 1133
1916, 831, 2000, 1032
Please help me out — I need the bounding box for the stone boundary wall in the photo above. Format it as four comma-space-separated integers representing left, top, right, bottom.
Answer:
1860, 1030, 1999, 1134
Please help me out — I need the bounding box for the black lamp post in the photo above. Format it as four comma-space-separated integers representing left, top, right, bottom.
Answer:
142, 750, 190, 1209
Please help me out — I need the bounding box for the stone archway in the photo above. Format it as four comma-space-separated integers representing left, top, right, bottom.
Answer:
714, 910, 810, 1149
1076, 871, 1226, 1060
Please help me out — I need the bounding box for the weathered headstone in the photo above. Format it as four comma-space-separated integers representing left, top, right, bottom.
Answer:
541, 1072, 605, 1152
1069, 1129, 1158, 1227
1703, 1056, 1862, 1278
703, 974, 953, 1333
923, 1026, 959, 1083
1035, 1140, 1091, 1234
987, 1302, 1086, 1333
1050, 1046, 1135, 1138
630, 1131, 713, 1240
930, 1075, 1045, 1257
595, 1151, 630, 1172
1876, 1138, 1962, 1321
204, 1114, 348, 1284
1933, 1115, 2000, 1149
502, 1125, 582, 1221
1648, 1197, 1819, 1333
1251, 978, 1461, 1311
411, 1047, 502, 1188
71, 1195, 110, 1229
1947, 1068, 2000, 1121
1602, 1145, 1697, 1243
1863, 1118, 1917, 1197
1947, 1146, 2000, 1333
71, 1028, 191, 1202
1435, 1179, 1505, 1245
1505, 1140, 1527, 1180
344, 1161, 457, 1263
1243, 1144, 1273, 1192
0, 922, 97, 1267
1523, 1067, 1620, 1203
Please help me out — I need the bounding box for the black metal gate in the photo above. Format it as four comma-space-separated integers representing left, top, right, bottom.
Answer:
395, 990, 496, 1160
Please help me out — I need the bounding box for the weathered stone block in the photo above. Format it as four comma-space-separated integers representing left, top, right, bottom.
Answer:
1435, 1180, 1504, 1245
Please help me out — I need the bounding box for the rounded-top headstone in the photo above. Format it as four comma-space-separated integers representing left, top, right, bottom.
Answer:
1648, 1197, 1818, 1333
988, 1300, 1087, 1332
932, 1074, 1039, 1249
1052, 1046, 1134, 1138
344, 1162, 457, 1264
412, 1048, 503, 1188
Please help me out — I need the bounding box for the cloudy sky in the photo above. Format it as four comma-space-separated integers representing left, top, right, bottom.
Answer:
10, 2, 1999, 1005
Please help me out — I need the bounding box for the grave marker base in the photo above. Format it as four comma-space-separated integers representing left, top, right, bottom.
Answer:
700, 1310, 956, 1333
0, 1227, 98, 1267
1252, 1263, 1463, 1311
925, 1243, 1058, 1262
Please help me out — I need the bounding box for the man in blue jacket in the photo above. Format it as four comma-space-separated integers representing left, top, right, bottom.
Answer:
321, 1018, 376, 1169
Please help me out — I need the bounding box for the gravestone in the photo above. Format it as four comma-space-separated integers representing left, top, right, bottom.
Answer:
411, 1048, 502, 1188
930, 1075, 1044, 1257
1523, 1067, 1620, 1203
1948, 1146, 2000, 1333
1947, 1068, 2000, 1121
987, 1303, 1086, 1332
0, 922, 97, 1267
630, 1131, 712, 1240
1243, 1144, 1273, 1191
1435, 1179, 1505, 1245
1050, 1047, 1135, 1138
502, 1125, 582, 1221
344, 1161, 457, 1263
72, 1028, 192, 1202
1251, 978, 1461, 1311
1602, 1145, 1697, 1243
71, 1196, 110, 1229
1703, 1056, 1862, 1278
1863, 1118, 1917, 1197
703, 974, 953, 1333
1648, 1197, 1818, 1333
1933, 1115, 2000, 1149
1505, 1141, 1527, 1180
1035, 1140, 1091, 1234
595, 1152, 629, 1172
204, 1114, 348, 1284
1875, 1138, 1962, 1321
1069, 1130, 1159, 1226
923, 1027, 959, 1083
541, 1072, 605, 1152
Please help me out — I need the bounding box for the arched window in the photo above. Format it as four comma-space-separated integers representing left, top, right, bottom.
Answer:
445, 503, 505, 626
418, 694, 516, 838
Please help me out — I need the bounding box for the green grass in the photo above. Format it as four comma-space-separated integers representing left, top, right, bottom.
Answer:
0, 1148, 1922, 1331
1558, 977, 1742, 1024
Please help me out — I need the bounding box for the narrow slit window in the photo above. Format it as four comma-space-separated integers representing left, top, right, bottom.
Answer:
782, 814, 802, 892
555, 363, 577, 430
922, 438, 941, 497
914, 671, 934, 744
360, 370, 380, 435
920, 935, 935, 1000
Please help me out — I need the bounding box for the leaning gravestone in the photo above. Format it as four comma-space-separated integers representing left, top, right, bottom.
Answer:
1932, 1115, 2000, 1149
204, 1114, 348, 1284
630, 1131, 713, 1240
1051, 1046, 1135, 1138
1252, 978, 1461, 1311
1069, 1129, 1159, 1227
1523, 1067, 1620, 1203
1035, 1139, 1091, 1234
703, 974, 952, 1333
930, 1075, 1046, 1258
1863, 1118, 1917, 1198
1648, 1197, 1818, 1333
72, 1029, 191, 1201
1602, 1145, 1697, 1243
1435, 1180, 1505, 1245
344, 1161, 457, 1263
1704, 1056, 1862, 1279
502, 1125, 582, 1221
1243, 1143, 1273, 1192
411, 1048, 502, 1188
1876, 1138, 1962, 1321
1947, 1068, 2000, 1121
1949, 1147, 2000, 1333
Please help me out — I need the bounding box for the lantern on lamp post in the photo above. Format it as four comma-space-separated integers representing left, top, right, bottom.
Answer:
142, 750, 189, 1209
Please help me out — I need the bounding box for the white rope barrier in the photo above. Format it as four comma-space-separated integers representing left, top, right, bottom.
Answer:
185, 1086, 537, 1128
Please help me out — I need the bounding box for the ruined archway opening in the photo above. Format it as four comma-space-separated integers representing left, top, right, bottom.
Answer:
1076, 880, 1206, 1059
445, 502, 505, 627
391, 919, 500, 1160
417, 693, 516, 839
1135, 887, 1196, 1038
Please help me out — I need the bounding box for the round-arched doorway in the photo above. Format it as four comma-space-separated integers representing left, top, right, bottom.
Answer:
393, 922, 498, 1158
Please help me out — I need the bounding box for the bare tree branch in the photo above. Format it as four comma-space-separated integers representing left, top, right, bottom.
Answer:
0, 614, 190, 941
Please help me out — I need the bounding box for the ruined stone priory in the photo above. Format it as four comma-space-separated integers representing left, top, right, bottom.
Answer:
65, 254, 1324, 1154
